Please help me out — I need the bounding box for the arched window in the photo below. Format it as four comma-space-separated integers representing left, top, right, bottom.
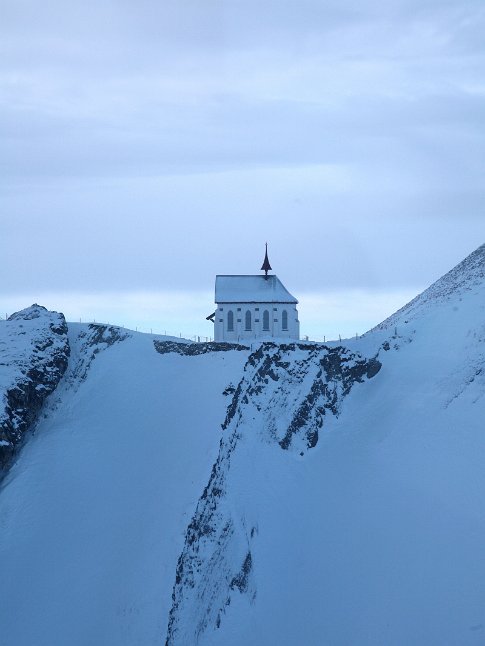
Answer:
227, 310, 234, 332
245, 310, 252, 331
282, 309, 288, 331
263, 310, 270, 331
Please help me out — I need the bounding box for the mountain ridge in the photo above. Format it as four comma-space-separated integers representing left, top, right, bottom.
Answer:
371, 242, 485, 332
0, 243, 484, 645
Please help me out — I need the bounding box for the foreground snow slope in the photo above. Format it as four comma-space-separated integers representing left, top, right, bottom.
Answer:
0, 324, 248, 646
0, 243, 484, 646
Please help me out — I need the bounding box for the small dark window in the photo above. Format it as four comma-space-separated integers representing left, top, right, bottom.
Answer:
245, 310, 252, 331
282, 310, 288, 331
263, 310, 270, 331
227, 310, 234, 332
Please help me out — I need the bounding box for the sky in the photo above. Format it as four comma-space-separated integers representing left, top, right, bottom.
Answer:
1, 0, 485, 340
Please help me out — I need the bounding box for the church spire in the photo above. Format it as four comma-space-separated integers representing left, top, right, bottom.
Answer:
261, 243, 272, 279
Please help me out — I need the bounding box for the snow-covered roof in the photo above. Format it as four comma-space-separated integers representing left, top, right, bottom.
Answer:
215, 275, 298, 304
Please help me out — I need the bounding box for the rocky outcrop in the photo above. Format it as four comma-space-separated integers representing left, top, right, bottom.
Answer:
154, 340, 249, 357
225, 342, 381, 455
165, 342, 381, 645
68, 324, 130, 386
0, 305, 70, 479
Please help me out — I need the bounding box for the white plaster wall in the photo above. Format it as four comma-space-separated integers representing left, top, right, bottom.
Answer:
214, 303, 299, 342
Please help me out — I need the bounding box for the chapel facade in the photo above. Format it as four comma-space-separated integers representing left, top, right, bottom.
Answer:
208, 246, 300, 342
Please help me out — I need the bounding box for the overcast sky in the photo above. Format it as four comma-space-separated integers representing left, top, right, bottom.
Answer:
2, 0, 485, 339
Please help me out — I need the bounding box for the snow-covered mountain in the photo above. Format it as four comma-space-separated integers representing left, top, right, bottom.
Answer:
0, 305, 70, 477
1, 244, 485, 646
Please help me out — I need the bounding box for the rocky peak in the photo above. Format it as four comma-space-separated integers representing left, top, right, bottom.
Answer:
0, 305, 70, 480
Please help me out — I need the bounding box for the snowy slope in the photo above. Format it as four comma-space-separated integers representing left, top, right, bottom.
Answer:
1, 244, 485, 646
374, 242, 485, 332
0, 323, 249, 646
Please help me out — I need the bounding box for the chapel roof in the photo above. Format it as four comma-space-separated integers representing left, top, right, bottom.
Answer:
215, 275, 298, 304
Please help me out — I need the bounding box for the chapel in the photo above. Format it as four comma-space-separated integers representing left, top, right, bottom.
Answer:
207, 246, 300, 342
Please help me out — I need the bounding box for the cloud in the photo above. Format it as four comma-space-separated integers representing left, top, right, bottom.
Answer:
2, 1, 485, 180
1, 168, 484, 297
1, 0, 484, 326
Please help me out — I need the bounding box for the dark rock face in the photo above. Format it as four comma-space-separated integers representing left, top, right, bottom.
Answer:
230, 551, 253, 594
165, 342, 381, 645
0, 314, 131, 482
0, 305, 70, 479
153, 340, 249, 357
223, 342, 381, 455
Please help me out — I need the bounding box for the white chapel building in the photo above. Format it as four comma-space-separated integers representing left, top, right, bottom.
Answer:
208, 246, 300, 342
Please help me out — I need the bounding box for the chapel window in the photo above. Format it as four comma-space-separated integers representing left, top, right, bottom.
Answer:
245, 310, 252, 331
227, 310, 234, 332
263, 310, 270, 331
282, 310, 288, 331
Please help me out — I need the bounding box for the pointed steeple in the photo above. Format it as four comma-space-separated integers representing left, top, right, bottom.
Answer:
261, 243, 272, 279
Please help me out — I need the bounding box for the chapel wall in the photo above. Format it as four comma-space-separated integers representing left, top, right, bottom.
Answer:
214, 303, 299, 342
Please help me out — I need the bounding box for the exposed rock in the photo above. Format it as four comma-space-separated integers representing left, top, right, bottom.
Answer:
165, 342, 381, 645
0, 305, 70, 479
154, 340, 249, 356
223, 342, 381, 454
230, 551, 253, 594
222, 383, 236, 397
68, 324, 130, 385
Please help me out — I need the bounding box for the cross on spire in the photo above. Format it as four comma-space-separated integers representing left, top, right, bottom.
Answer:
261, 242, 272, 279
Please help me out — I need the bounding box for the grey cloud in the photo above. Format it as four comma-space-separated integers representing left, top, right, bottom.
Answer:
1, 0, 485, 300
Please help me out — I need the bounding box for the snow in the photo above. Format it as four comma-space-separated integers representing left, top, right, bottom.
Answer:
0, 327, 248, 646
0, 305, 60, 396
215, 275, 298, 303
198, 246, 485, 646
1, 245, 485, 645
206, 366, 485, 645
372, 242, 485, 333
